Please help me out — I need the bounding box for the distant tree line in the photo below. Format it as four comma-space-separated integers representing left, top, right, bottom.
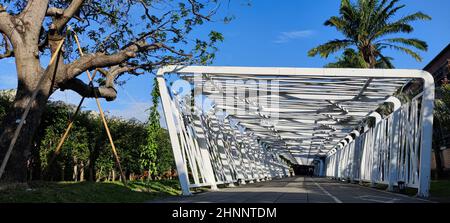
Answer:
0, 92, 175, 182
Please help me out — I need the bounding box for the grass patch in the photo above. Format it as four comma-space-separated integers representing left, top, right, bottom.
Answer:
0, 180, 181, 203
355, 181, 418, 196
430, 180, 450, 199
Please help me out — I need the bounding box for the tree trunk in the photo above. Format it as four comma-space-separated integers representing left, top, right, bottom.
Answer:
88, 158, 95, 182
0, 35, 55, 182
73, 162, 78, 182
96, 166, 103, 182
0, 82, 51, 182
80, 162, 85, 182
88, 142, 100, 182
61, 165, 65, 181
30, 136, 43, 181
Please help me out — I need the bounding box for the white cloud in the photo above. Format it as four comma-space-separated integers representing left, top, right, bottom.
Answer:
274, 30, 314, 44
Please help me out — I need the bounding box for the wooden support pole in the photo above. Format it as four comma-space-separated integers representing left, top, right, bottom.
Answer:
72, 31, 127, 186
46, 71, 99, 170
0, 38, 66, 180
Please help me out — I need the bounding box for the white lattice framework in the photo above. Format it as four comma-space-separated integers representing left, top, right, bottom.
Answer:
157, 66, 434, 198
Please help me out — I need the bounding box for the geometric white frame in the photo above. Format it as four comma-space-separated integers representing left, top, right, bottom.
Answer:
157, 66, 434, 198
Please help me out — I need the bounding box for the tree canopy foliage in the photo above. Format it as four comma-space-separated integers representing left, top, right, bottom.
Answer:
309, 0, 431, 68
0, 92, 175, 182
0, 0, 227, 182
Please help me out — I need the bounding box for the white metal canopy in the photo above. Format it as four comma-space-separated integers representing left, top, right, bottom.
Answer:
157, 66, 434, 198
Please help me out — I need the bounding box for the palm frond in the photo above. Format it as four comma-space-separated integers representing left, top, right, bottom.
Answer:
370, 5, 405, 35
324, 16, 346, 30
372, 22, 414, 39
380, 43, 423, 61
382, 4, 405, 22
396, 12, 432, 24
325, 48, 368, 68
375, 0, 390, 13
381, 38, 428, 51
377, 53, 395, 68
308, 39, 353, 58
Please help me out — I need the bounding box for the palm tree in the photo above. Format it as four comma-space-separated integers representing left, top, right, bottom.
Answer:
308, 0, 431, 68
325, 48, 394, 68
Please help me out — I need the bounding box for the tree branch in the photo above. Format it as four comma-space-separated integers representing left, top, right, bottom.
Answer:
61, 64, 141, 101
0, 4, 14, 39
0, 33, 13, 59
20, 0, 50, 35
66, 46, 140, 80
154, 42, 192, 57
138, 0, 159, 24
60, 78, 117, 101
51, 0, 85, 33
46, 7, 64, 17
188, 0, 213, 21
65, 40, 162, 80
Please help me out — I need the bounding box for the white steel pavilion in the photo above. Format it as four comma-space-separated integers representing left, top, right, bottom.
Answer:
156, 66, 434, 198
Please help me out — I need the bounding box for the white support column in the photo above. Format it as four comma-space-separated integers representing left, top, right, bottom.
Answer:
193, 119, 218, 190
319, 159, 324, 177
157, 73, 191, 196
216, 133, 234, 183
369, 112, 382, 187
417, 72, 435, 198
387, 96, 401, 191
350, 130, 360, 182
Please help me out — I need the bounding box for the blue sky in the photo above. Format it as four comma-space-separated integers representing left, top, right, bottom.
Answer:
1, 0, 449, 122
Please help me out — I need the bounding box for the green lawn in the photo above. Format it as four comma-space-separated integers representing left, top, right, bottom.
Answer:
430, 180, 450, 202
0, 180, 181, 203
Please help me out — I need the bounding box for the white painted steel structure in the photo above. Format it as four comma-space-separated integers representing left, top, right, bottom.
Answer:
157, 66, 434, 198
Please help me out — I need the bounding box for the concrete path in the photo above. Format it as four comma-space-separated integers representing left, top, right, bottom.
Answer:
150, 177, 432, 203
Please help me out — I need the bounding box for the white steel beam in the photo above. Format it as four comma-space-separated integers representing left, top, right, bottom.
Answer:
156, 73, 192, 196
157, 66, 434, 198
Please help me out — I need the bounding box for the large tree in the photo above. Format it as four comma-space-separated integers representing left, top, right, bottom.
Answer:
308, 0, 431, 68
0, 0, 225, 182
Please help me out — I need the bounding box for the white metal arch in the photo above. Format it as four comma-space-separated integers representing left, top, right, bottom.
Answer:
157, 66, 434, 198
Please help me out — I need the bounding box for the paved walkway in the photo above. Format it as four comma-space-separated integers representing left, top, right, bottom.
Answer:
151, 177, 431, 203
